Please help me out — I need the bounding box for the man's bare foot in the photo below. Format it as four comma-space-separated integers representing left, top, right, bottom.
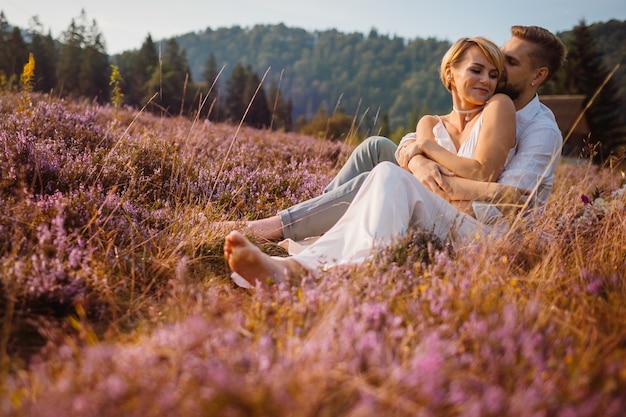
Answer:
215, 216, 283, 241
224, 231, 305, 286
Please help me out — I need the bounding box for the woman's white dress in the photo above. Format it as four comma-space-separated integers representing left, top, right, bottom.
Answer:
288, 114, 514, 275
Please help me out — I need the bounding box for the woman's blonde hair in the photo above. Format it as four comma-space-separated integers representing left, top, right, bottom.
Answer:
440, 37, 505, 91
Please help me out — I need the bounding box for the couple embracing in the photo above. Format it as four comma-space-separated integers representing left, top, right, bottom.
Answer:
223, 25, 567, 287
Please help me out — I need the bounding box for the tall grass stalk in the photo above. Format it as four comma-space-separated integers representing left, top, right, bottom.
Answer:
269, 68, 285, 132
209, 66, 272, 200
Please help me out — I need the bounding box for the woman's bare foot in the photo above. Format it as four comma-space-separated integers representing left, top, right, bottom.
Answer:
224, 231, 305, 286
215, 216, 283, 241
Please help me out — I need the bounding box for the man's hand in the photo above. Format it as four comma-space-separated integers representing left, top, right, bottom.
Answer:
407, 154, 454, 199
491, 185, 527, 218
397, 141, 423, 169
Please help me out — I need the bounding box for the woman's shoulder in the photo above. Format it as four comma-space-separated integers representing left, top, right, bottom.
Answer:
486, 93, 514, 106
417, 114, 442, 128
419, 114, 441, 122
484, 93, 515, 113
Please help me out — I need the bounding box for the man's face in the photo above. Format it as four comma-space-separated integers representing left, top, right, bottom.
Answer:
499, 36, 535, 100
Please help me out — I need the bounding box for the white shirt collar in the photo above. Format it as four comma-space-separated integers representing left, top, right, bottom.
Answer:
516, 94, 540, 122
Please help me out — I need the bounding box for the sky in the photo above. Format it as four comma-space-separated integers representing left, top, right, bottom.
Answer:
3, 0, 626, 55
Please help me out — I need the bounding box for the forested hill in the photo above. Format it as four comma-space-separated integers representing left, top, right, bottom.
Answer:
171, 20, 626, 129
174, 24, 451, 129
3, 11, 623, 135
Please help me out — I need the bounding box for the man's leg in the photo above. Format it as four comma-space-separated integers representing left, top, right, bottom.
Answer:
232, 136, 398, 241
279, 136, 398, 241
322, 136, 399, 193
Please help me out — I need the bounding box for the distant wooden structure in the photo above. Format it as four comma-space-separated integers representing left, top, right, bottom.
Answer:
539, 95, 590, 156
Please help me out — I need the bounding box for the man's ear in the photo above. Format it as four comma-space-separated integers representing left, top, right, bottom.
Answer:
532, 67, 549, 87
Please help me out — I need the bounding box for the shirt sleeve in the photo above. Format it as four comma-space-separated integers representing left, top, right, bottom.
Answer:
497, 120, 562, 200
394, 132, 417, 161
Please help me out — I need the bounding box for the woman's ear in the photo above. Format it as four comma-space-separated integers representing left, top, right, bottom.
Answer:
445, 66, 453, 89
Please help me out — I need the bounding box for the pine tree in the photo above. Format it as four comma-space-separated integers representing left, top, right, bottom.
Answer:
202, 52, 223, 120
56, 15, 85, 97
244, 68, 271, 129
267, 79, 292, 131
28, 17, 57, 93
224, 63, 272, 128
79, 17, 110, 102
138, 34, 159, 75
202, 52, 219, 88
115, 34, 159, 107
224, 62, 248, 122
7, 26, 28, 82
144, 38, 191, 115
563, 20, 626, 163
0, 12, 11, 84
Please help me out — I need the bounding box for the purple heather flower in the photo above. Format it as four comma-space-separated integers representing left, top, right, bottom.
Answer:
581, 194, 591, 205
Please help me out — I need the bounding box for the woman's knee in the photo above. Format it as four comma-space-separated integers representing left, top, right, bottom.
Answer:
371, 161, 425, 189
370, 161, 402, 179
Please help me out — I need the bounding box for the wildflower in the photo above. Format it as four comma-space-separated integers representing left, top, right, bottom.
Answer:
18, 53, 35, 114
581, 194, 591, 205
109, 64, 124, 110
20, 53, 35, 92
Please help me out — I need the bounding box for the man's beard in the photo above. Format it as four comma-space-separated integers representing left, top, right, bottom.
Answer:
499, 83, 521, 100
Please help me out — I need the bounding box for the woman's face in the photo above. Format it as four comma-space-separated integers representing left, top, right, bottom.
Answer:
448, 46, 500, 106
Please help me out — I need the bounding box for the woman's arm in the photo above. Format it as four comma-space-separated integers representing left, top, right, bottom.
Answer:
415, 94, 516, 182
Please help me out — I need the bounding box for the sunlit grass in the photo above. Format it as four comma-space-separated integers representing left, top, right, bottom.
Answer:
0, 93, 625, 416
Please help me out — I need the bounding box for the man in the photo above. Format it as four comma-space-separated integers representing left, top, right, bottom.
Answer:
233, 25, 567, 244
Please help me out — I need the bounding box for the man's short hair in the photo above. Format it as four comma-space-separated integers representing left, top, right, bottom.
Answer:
511, 25, 567, 82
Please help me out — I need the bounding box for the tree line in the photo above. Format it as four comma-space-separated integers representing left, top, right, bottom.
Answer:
0, 11, 109, 101
0, 10, 293, 133
1, 10, 625, 162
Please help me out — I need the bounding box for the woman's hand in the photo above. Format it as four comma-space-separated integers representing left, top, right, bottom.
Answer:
408, 155, 455, 198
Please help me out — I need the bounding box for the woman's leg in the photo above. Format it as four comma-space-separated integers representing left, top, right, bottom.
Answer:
224, 230, 307, 287
290, 162, 489, 272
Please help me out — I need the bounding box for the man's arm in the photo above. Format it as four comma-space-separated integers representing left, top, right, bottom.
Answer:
445, 176, 527, 217
445, 175, 520, 199
404, 145, 527, 218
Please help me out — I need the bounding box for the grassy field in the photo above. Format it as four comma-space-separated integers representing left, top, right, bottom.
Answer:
1, 93, 625, 416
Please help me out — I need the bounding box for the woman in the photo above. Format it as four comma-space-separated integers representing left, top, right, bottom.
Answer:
225, 37, 516, 287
